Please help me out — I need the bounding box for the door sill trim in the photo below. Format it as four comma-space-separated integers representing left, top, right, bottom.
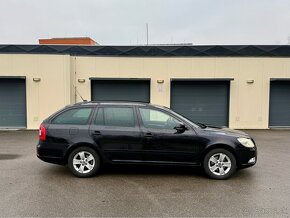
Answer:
112, 159, 199, 166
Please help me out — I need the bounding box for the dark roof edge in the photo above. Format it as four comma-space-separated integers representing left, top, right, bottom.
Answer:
171, 78, 234, 82
0, 76, 26, 79
0, 44, 290, 57
89, 77, 151, 81
270, 78, 290, 81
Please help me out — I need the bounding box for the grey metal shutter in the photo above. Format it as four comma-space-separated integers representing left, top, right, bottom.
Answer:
91, 79, 150, 102
171, 80, 230, 126
269, 81, 290, 127
0, 78, 27, 128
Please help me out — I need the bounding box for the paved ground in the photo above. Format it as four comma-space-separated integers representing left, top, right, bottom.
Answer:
0, 130, 290, 217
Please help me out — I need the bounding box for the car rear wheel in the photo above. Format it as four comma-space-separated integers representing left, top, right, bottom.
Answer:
68, 147, 100, 178
203, 148, 236, 180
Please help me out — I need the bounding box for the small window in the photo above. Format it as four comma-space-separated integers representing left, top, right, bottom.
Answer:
95, 107, 135, 127
139, 108, 179, 130
52, 108, 92, 125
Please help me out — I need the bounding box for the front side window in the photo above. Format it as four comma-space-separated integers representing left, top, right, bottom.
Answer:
95, 107, 135, 127
139, 108, 179, 130
52, 108, 92, 125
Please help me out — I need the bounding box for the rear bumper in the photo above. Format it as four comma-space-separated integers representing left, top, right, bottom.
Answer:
37, 143, 66, 165
37, 154, 65, 165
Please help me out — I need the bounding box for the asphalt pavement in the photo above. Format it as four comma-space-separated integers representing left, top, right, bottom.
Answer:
0, 130, 289, 217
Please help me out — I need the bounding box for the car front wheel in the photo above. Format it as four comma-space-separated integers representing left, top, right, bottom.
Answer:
68, 147, 100, 178
203, 148, 236, 179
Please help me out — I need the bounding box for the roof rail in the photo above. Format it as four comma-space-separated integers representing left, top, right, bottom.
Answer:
73, 100, 150, 105
90, 100, 149, 103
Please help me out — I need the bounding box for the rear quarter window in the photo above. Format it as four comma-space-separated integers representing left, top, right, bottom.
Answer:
51, 108, 93, 125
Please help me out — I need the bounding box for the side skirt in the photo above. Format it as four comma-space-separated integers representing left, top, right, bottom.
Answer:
111, 159, 201, 166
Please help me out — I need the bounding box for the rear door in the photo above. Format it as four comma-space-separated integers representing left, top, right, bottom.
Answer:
90, 106, 143, 161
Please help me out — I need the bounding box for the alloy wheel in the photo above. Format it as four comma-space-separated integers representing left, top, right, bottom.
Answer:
208, 153, 232, 176
72, 151, 95, 174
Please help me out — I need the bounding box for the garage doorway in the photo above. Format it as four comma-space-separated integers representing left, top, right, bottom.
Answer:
269, 80, 290, 127
91, 78, 150, 102
171, 79, 231, 127
0, 77, 27, 128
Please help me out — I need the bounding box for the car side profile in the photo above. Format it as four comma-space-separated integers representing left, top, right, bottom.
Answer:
37, 101, 257, 179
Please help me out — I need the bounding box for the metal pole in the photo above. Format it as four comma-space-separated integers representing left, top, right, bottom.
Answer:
146, 23, 149, 45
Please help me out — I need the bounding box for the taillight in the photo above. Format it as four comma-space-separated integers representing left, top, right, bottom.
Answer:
39, 124, 46, 141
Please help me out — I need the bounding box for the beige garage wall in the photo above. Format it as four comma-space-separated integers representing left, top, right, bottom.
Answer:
0, 54, 71, 129
1, 54, 289, 129
74, 56, 290, 129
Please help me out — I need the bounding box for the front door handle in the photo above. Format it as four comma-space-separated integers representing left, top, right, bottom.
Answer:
144, 132, 153, 138
93, 130, 101, 136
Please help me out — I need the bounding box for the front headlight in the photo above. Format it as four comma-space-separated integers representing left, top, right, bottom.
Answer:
237, 138, 255, 148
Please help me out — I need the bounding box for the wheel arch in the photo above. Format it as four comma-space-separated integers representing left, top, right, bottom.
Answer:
64, 142, 105, 164
201, 143, 240, 167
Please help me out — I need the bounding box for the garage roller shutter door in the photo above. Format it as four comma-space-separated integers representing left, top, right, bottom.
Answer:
91, 79, 150, 102
171, 81, 230, 127
0, 79, 26, 128
269, 81, 290, 127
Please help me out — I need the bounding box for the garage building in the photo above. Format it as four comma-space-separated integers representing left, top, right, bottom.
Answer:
0, 44, 290, 129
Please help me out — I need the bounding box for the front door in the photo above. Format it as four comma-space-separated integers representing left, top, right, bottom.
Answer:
90, 106, 143, 161
136, 107, 200, 163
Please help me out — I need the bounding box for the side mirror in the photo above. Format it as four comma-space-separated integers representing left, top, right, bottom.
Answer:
174, 123, 188, 133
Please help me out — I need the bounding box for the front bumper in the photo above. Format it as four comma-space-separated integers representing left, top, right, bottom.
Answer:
236, 146, 257, 169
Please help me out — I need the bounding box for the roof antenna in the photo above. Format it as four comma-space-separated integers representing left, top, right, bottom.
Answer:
73, 85, 87, 102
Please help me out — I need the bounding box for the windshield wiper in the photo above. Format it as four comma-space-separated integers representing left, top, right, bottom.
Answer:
197, 122, 207, 128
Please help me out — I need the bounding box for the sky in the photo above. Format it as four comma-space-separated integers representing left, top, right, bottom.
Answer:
0, 0, 290, 45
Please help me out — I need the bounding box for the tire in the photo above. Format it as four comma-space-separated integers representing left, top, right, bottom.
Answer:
68, 146, 100, 178
203, 148, 236, 180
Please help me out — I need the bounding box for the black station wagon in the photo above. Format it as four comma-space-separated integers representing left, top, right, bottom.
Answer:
37, 101, 257, 179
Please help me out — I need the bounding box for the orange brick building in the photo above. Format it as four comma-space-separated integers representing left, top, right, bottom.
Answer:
39, 37, 97, 45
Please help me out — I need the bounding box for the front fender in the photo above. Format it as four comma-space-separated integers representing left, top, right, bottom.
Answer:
199, 141, 239, 165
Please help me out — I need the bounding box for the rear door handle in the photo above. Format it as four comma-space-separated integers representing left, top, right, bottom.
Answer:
69, 127, 79, 135
93, 130, 101, 136
144, 132, 153, 138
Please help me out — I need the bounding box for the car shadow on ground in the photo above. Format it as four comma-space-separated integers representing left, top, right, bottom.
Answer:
40, 163, 255, 181
40, 163, 203, 177
101, 164, 204, 176
0, 153, 21, 160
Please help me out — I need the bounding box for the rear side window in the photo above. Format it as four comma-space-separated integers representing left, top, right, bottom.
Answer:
52, 108, 92, 125
95, 107, 135, 127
